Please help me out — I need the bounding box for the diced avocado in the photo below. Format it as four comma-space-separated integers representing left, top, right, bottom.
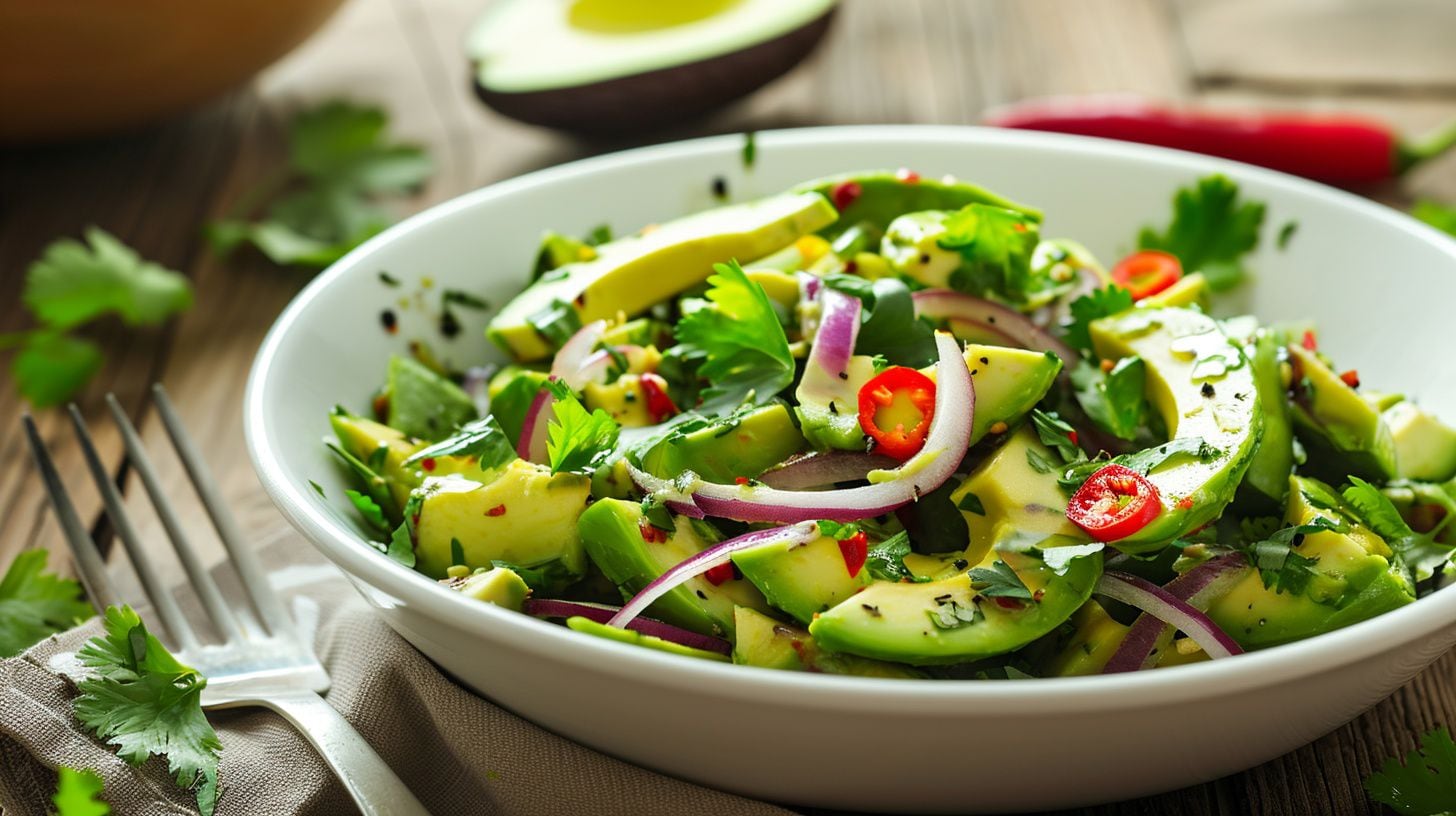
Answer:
731, 607, 922, 678
808, 543, 1101, 665
330, 411, 497, 516
583, 375, 654, 427
1089, 307, 1263, 552
1385, 401, 1456, 482
533, 230, 597, 278
1030, 599, 1129, 677
488, 366, 549, 445
488, 192, 837, 361
413, 461, 591, 580
794, 354, 877, 451
882, 211, 961, 288
640, 404, 805, 483
565, 616, 728, 663
732, 534, 872, 625
1364, 390, 1406, 412
1137, 272, 1209, 310
1288, 344, 1397, 482
950, 426, 1082, 568
1205, 476, 1414, 649
599, 317, 672, 349
793, 171, 1041, 239
925, 345, 1062, 446
577, 499, 770, 637
385, 355, 478, 442
1237, 330, 1296, 512
441, 566, 530, 611
745, 267, 802, 310
742, 234, 832, 274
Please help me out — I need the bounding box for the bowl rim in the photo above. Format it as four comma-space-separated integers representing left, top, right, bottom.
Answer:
245, 124, 1456, 714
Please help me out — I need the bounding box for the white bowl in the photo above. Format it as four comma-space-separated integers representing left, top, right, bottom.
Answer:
245, 126, 1456, 813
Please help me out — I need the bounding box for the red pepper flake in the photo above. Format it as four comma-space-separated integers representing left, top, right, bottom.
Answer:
844, 260, 858, 275
993, 597, 1024, 610
1176, 496, 1195, 511
1301, 330, 1318, 351
486, 504, 507, 517
1339, 369, 1360, 389
1067, 430, 1079, 447
837, 531, 869, 578
638, 519, 668, 543
380, 309, 398, 334
703, 562, 736, 586
830, 180, 863, 211
371, 393, 390, 421
639, 373, 679, 424
420, 457, 437, 472
1033, 589, 1045, 602
895, 168, 921, 184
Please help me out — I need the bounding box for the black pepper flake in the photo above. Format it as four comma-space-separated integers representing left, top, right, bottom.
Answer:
574, 293, 587, 307
953, 558, 969, 570
711, 176, 728, 200
696, 590, 708, 600
979, 356, 989, 365
1201, 382, 1216, 398
933, 594, 953, 603
919, 253, 931, 264
987, 315, 997, 324
380, 309, 398, 334
828, 401, 838, 415
440, 309, 462, 338
861, 604, 882, 618
379, 271, 401, 287
837, 371, 849, 380
1235, 392, 1248, 401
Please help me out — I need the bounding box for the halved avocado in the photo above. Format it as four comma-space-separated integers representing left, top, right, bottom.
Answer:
469, 0, 837, 134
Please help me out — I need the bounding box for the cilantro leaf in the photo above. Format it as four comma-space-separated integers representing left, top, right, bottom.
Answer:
1414, 200, 1456, 238
825, 275, 938, 367
937, 204, 1043, 304
545, 385, 620, 475
23, 227, 192, 330
387, 520, 416, 567
1239, 516, 1346, 595
866, 532, 922, 583
1063, 285, 1134, 352
673, 260, 795, 411
402, 415, 515, 473
1138, 174, 1266, 292
1070, 356, 1147, 441
1365, 727, 1456, 816
1345, 476, 1454, 582
53, 767, 110, 816
1030, 409, 1086, 465
1060, 437, 1220, 489
968, 560, 1033, 600
957, 492, 986, 516
73, 606, 221, 816
816, 520, 863, 540
344, 489, 389, 535
11, 332, 104, 409
1041, 542, 1106, 575
0, 550, 93, 657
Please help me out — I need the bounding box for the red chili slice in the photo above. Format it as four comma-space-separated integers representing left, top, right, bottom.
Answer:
639, 373, 679, 423
830, 180, 863, 211
703, 562, 736, 586
837, 531, 869, 578
1111, 250, 1183, 300
1066, 464, 1163, 542
857, 366, 937, 461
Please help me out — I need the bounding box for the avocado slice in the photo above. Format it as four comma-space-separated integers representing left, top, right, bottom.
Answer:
1205, 476, 1414, 649
951, 426, 1083, 568
1028, 599, 1129, 677
639, 403, 805, 483
577, 499, 770, 637
793, 171, 1041, 239
1136, 272, 1209, 310
469, 0, 837, 134
1089, 307, 1263, 552
329, 410, 500, 518
1384, 401, 1456, 482
732, 534, 872, 625
1287, 344, 1397, 482
807, 542, 1101, 666
384, 355, 478, 442
732, 607, 922, 678
412, 462, 591, 581
489, 191, 836, 361
1236, 329, 1296, 512
945, 345, 1062, 446
565, 616, 729, 663
441, 566, 530, 611
794, 354, 877, 451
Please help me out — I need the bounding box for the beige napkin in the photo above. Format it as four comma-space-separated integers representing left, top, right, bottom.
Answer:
0, 537, 795, 816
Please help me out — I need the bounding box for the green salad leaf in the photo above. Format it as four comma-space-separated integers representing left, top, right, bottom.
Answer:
865, 532, 922, 583
403, 415, 515, 473
1063, 285, 1133, 352
1365, 727, 1456, 816
1344, 477, 1454, 582
937, 204, 1042, 304
1138, 174, 1266, 292
0, 550, 93, 657
824, 275, 938, 367
968, 560, 1033, 600
1238, 516, 1346, 595
545, 381, 620, 474
74, 606, 221, 816
674, 260, 795, 412
1070, 356, 1147, 442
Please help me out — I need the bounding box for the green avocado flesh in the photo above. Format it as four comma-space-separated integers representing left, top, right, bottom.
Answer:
640, 403, 804, 483
1206, 476, 1414, 649
489, 192, 835, 361
732, 534, 871, 625
1287, 344, 1397, 482
330, 411, 499, 519
1090, 307, 1263, 552
385, 355, 478, 442
1237, 330, 1296, 511
731, 607, 922, 677
793, 171, 1041, 239
442, 566, 530, 611
1385, 401, 1456, 482
566, 616, 729, 662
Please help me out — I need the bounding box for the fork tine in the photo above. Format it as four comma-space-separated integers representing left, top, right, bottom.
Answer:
105, 394, 247, 642
67, 404, 199, 653
21, 414, 123, 612
150, 384, 294, 638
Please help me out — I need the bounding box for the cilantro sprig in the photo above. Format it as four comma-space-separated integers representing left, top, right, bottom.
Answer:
1137, 174, 1266, 292
544, 380, 620, 475
936, 204, 1043, 304
1365, 727, 1456, 816
1063, 285, 1133, 352
210, 101, 432, 268
74, 606, 222, 816
4, 229, 193, 407
673, 260, 795, 412
0, 550, 93, 657
53, 767, 110, 816
1344, 476, 1455, 582
1238, 516, 1345, 596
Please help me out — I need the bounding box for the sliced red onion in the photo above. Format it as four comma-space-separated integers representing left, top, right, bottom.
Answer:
758, 450, 899, 490
1094, 570, 1244, 662
550, 319, 608, 390
523, 598, 731, 656
797, 272, 823, 340
811, 287, 861, 376
574, 343, 646, 386
1102, 553, 1250, 673
462, 364, 497, 416
516, 382, 554, 462
913, 288, 1078, 370
606, 522, 821, 630
627, 332, 973, 523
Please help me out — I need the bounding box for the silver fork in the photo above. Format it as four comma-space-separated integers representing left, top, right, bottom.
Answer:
22, 384, 432, 816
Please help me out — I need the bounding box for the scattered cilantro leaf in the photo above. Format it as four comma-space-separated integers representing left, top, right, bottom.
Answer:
545, 388, 620, 475
1137, 174, 1266, 292
402, 415, 515, 473
1060, 437, 1219, 489
73, 606, 221, 816
1414, 200, 1456, 238
0, 550, 93, 657
1364, 726, 1456, 816
968, 560, 1033, 600
53, 767, 110, 816
937, 204, 1043, 304
1277, 220, 1299, 250
1063, 285, 1134, 352
956, 492, 986, 516
309, 480, 327, 498
640, 495, 676, 534
824, 275, 938, 367
816, 520, 863, 540
1070, 356, 1147, 441
1345, 476, 1454, 582
11, 333, 105, 409
450, 537, 466, 567
673, 260, 795, 411
1041, 542, 1106, 575
1239, 516, 1345, 595
1025, 448, 1058, 474
866, 532, 924, 583
387, 518, 416, 568
742, 131, 757, 169
1030, 409, 1086, 465
344, 489, 389, 535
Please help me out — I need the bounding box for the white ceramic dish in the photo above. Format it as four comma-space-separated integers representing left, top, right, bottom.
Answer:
245, 126, 1456, 813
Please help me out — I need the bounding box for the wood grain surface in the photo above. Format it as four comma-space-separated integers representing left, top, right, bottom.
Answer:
2, 1, 1453, 813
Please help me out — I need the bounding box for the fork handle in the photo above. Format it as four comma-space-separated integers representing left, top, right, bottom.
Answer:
212, 690, 433, 815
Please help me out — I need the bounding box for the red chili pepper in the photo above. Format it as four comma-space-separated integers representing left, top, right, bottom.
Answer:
487, 504, 507, 517
703, 562, 736, 586
984, 95, 1456, 186
857, 367, 937, 461
420, 457, 436, 472
1066, 464, 1162, 542
895, 168, 921, 184
993, 596, 1024, 610
639, 373, 678, 423
639, 519, 668, 544
1067, 430, 1079, 447
1340, 369, 1361, 389
831, 180, 863, 211
837, 531, 868, 578
1301, 330, 1319, 352
1111, 250, 1183, 300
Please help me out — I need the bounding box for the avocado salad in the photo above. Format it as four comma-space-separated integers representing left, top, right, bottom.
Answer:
325, 168, 1456, 678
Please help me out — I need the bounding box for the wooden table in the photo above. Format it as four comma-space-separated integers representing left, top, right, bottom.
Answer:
3, 1, 1454, 813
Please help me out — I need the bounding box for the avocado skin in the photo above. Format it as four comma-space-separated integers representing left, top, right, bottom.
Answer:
1236, 330, 1296, 513
471, 10, 836, 135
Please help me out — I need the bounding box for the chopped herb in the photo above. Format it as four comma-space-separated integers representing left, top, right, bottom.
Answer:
673, 260, 795, 412
1063, 285, 1134, 352
386, 493, 421, 568
450, 538, 466, 567
1413, 200, 1456, 238
816, 520, 863, 540
1070, 356, 1147, 442
1364, 726, 1456, 816
865, 532, 927, 583
544, 384, 620, 475
378, 271, 401, 287
309, 480, 327, 498
1239, 516, 1345, 595
1025, 447, 1057, 474
403, 415, 515, 473
821, 275, 939, 368
53, 766, 109, 816
968, 561, 1034, 600
1137, 173, 1266, 292
741, 131, 757, 169
1276, 220, 1299, 250
640, 495, 676, 533
0, 550, 93, 657
367, 443, 388, 473
937, 204, 1043, 305
929, 597, 982, 629
443, 289, 490, 310
957, 492, 986, 516
584, 224, 613, 247
1345, 476, 1454, 582
527, 298, 583, 349
1030, 409, 1087, 465
344, 489, 390, 534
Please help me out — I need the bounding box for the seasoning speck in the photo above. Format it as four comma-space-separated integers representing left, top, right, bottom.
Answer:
380, 309, 398, 334
711, 176, 729, 200
378, 271, 401, 287
1201, 382, 1216, 398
